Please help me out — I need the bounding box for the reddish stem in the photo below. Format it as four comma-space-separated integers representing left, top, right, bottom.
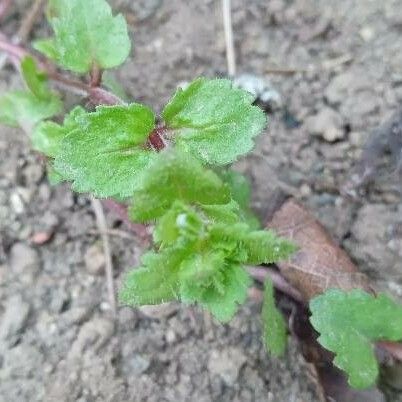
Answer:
90, 64, 102, 87
147, 126, 167, 151
248, 266, 303, 303
0, 34, 28, 59
0, 34, 123, 106
101, 199, 150, 243
88, 87, 123, 106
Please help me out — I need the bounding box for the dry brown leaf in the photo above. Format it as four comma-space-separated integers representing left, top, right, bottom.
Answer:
267, 198, 373, 300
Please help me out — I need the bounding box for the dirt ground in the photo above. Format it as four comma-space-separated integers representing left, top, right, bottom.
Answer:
1, 0, 402, 401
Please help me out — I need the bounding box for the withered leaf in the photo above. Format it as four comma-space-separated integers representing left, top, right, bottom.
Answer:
266, 198, 373, 301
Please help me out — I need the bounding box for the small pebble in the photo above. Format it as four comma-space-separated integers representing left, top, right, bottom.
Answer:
84, 244, 106, 276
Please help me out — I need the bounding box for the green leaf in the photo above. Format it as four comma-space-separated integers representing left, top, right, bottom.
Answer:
32, 106, 85, 157
54, 104, 156, 198
21, 56, 51, 99
33, 39, 58, 61
310, 289, 402, 389
129, 150, 231, 221
180, 258, 251, 322
219, 169, 260, 228
0, 90, 61, 131
262, 278, 287, 357
200, 201, 240, 224
219, 170, 251, 209
209, 223, 296, 265
119, 247, 188, 306
36, 0, 131, 73
153, 201, 204, 247
162, 78, 267, 165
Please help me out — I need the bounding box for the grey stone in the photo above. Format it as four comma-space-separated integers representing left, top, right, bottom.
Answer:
350, 204, 402, 280
305, 107, 344, 142
138, 303, 178, 319
207, 348, 247, 386
0, 294, 30, 345
233, 73, 282, 109
116, 0, 162, 21
69, 317, 115, 358
9, 243, 40, 277
128, 355, 151, 375
22, 164, 43, 185
10, 192, 24, 214
118, 307, 138, 331
84, 244, 105, 276
325, 72, 370, 105
60, 306, 94, 327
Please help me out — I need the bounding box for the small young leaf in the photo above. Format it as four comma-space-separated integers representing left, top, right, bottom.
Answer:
200, 201, 240, 224
219, 170, 260, 228
119, 247, 188, 306
153, 201, 204, 247
0, 91, 61, 131
262, 278, 287, 356
310, 289, 402, 389
36, 0, 131, 73
54, 104, 156, 198
209, 223, 296, 265
162, 78, 267, 165
219, 170, 252, 209
129, 150, 231, 221
180, 257, 251, 322
21, 56, 51, 99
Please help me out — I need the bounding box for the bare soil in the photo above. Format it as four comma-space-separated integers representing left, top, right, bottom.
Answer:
1, 0, 402, 401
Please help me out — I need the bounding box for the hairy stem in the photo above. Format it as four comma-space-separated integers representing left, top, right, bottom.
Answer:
0, 33, 123, 105
248, 266, 303, 303
90, 63, 102, 87
102, 199, 150, 242
0, 34, 28, 59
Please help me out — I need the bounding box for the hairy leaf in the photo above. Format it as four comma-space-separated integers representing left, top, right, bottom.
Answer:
129, 150, 231, 221
180, 256, 251, 322
310, 289, 402, 388
162, 78, 267, 165
119, 247, 188, 306
209, 223, 296, 265
153, 201, 204, 247
262, 278, 287, 356
219, 170, 260, 228
32, 106, 85, 157
0, 90, 61, 131
36, 0, 131, 73
55, 104, 156, 198
200, 201, 240, 224
219, 170, 251, 209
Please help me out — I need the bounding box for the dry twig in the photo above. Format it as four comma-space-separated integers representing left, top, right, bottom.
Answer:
16, 0, 47, 44
222, 0, 236, 76
90, 196, 117, 317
